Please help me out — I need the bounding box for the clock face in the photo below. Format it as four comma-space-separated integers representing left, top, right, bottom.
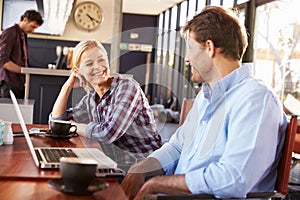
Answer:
74, 2, 103, 31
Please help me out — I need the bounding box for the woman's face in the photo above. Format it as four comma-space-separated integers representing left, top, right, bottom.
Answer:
78, 47, 110, 87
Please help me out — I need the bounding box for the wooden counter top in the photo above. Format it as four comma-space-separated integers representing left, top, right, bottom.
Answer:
21, 67, 131, 77
0, 124, 127, 200
21, 67, 70, 77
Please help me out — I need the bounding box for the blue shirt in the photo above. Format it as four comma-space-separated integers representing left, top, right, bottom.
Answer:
149, 64, 287, 198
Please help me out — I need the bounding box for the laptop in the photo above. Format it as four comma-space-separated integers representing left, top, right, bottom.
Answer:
10, 90, 118, 170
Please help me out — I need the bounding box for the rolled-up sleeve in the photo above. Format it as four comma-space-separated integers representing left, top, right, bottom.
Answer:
49, 93, 90, 124
149, 127, 184, 174
0, 29, 14, 66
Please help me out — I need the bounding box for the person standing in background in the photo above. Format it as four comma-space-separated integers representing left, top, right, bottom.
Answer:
0, 10, 43, 98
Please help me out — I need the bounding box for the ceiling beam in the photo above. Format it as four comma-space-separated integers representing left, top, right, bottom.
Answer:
36, 0, 44, 17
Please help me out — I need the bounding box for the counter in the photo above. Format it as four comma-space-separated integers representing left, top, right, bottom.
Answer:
0, 98, 34, 123
20, 68, 71, 124
21, 68, 70, 100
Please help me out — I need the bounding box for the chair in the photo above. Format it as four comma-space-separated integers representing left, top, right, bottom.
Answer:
293, 125, 300, 154
144, 115, 298, 200
178, 99, 194, 126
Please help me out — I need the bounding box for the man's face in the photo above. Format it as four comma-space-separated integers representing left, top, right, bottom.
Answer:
185, 31, 213, 83
21, 18, 40, 34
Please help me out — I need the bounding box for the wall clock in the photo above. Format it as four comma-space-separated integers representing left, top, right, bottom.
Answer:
73, 2, 103, 31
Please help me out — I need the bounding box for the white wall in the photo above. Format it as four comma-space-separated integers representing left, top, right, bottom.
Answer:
61, 0, 115, 43
0, 0, 116, 44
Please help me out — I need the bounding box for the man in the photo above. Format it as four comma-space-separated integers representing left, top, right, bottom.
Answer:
121, 6, 287, 200
0, 10, 43, 98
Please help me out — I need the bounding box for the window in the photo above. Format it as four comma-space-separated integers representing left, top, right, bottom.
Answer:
197, 0, 206, 12
187, 0, 197, 20
179, 1, 188, 27
154, 0, 258, 108
222, 0, 235, 8
210, 0, 222, 6
253, 0, 300, 102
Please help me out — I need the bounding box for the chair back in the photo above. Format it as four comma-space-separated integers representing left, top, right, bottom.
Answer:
275, 115, 298, 195
178, 99, 194, 126
293, 123, 300, 154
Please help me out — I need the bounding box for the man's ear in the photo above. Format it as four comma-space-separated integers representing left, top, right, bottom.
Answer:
23, 17, 29, 23
205, 40, 215, 58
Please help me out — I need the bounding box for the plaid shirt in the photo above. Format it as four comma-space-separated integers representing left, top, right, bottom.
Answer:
53, 74, 162, 154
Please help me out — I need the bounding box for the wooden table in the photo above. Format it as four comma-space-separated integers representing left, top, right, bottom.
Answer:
0, 124, 128, 200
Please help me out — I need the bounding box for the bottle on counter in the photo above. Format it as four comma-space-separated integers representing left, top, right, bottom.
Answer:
0, 120, 4, 145
3, 121, 13, 145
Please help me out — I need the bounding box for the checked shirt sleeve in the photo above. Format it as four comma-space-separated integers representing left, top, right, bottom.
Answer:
50, 93, 91, 123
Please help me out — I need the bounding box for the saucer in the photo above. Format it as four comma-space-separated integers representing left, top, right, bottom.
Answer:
48, 178, 109, 195
44, 131, 78, 140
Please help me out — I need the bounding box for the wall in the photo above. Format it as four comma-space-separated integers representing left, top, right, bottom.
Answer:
120, 13, 158, 73
0, 0, 115, 68
121, 13, 157, 44
0, 0, 115, 43
51, 0, 115, 43
120, 13, 158, 103
0, 1, 159, 103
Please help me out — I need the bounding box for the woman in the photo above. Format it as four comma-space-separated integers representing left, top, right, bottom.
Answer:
49, 39, 162, 155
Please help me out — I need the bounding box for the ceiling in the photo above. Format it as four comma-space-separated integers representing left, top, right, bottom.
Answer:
122, 0, 185, 15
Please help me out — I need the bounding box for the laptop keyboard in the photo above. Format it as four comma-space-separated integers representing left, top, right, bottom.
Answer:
41, 148, 78, 163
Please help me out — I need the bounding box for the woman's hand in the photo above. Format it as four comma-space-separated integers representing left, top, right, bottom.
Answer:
66, 71, 87, 89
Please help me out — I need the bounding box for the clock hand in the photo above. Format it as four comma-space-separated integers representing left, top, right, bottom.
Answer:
86, 13, 100, 23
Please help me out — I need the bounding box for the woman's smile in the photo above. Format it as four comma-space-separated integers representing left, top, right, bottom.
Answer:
79, 46, 111, 87
91, 68, 106, 77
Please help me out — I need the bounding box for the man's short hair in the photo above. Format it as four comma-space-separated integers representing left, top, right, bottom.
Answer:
182, 6, 248, 61
20, 10, 44, 26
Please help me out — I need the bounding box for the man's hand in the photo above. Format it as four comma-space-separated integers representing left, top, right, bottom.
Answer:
3, 61, 22, 73
121, 170, 146, 200
121, 158, 165, 200
132, 176, 158, 200
133, 175, 191, 200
